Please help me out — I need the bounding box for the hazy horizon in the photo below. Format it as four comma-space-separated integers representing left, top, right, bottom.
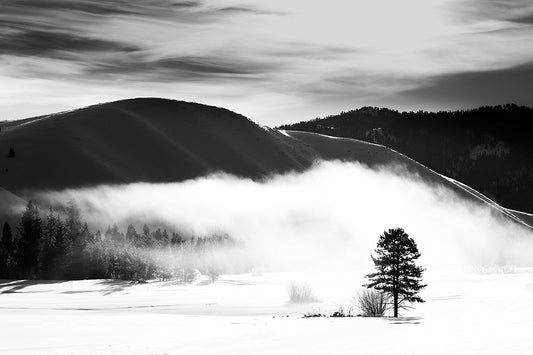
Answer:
2, 0, 533, 125
4, 97, 532, 126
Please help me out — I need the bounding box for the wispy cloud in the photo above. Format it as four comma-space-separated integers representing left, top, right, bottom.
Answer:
1, 0, 533, 124
511, 14, 533, 25
396, 61, 533, 110
84, 55, 277, 82
443, 0, 533, 24
1, 0, 203, 18
0, 29, 139, 58
0, 0, 283, 86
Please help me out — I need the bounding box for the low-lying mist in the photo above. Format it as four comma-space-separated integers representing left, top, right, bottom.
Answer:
36, 161, 533, 274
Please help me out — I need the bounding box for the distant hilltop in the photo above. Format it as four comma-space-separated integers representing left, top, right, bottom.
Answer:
280, 104, 533, 213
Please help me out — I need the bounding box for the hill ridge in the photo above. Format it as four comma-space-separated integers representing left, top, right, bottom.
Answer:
279, 104, 533, 212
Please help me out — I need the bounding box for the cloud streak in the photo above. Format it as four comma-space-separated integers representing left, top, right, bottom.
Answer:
0, 29, 139, 58
397, 61, 533, 109
84, 55, 277, 82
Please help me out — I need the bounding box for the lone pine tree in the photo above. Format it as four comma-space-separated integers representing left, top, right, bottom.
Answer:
365, 228, 426, 317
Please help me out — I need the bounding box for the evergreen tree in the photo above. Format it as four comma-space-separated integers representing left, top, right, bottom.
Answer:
1, 222, 14, 277
141, 224, 152, 247
365, 228, 426, 317
142, 224, 150, 237
153, 228, 163, 246
39, 209, 59, 278
171, 232, 183, 246
80, 222, 92, 247
126, 224, 138, 244
106, 224, 123, 243
105, 225, 113, 239
64, 201, 84, 253
2, 221, 13, 252
53, 214, 67, 257
161, 229, 170, 246
15, 201, 43, 278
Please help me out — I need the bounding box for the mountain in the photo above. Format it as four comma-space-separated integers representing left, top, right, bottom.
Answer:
0, 98, 314, 193
0, 98, 531, 228
279, 105, 533, 213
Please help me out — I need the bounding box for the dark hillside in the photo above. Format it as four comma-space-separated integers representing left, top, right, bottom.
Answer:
0, 98, 315, 194
280, 104, 533, 212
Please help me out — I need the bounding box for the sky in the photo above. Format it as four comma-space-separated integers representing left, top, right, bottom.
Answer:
1, 0, 533, 125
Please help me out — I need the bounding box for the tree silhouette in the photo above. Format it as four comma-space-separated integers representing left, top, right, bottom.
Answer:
7, 147, 15, 158
2, 222, 13, 252
141, 224, 152, 247
161, 229, 170, 246
0, 202, 236, 280
15, 201, 43, 278
38, 208, 70, 278
64, 201, 86, 252
1, 222, 14, 276
126, 224, 141, 246
106, 224, 123, 243
365, 228, 426, 317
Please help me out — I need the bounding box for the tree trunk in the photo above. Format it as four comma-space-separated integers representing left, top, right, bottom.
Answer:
393, 245, 400, 317
393, 290, 398, 317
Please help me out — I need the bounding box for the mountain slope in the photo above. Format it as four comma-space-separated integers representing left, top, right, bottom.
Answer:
286, 130, 532, 229
0, 98, 530, 229
0, 98, 314, 193
279, 105, 533, 212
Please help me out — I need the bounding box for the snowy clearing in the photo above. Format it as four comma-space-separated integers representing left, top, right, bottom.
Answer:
1, 270, 533, 354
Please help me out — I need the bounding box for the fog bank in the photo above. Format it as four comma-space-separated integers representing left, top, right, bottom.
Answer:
37, 161, 533, 273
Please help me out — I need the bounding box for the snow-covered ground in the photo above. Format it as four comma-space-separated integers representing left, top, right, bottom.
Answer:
1, 270, 533, 354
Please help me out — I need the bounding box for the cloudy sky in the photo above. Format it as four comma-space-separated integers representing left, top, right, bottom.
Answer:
1, 0, 533, 125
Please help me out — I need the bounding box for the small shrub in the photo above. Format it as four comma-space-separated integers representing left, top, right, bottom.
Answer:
250, 267, 264, 277
477, 264, 516, 274
155, 265, 174, 281
357, 288, 389, 317
178, 268, 200, 283
205, 265, 220, 283
288, 281, 316, 303
303, 312, 325, 318
331, 305, 354, 317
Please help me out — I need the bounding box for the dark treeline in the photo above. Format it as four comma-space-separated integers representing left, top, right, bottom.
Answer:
279, 104, 533, 212
0, 201, 234, 281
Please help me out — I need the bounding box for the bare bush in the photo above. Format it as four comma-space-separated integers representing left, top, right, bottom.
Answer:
331, 305, 354, 317
204, 264, 220, 283
477, 264, 516, 274
357, 288, 389, 317
303, 312, 325, 318
155, 265, 174, 281
250, 267, 265, 277
288, 281, 316, 303
178, 268, 200, 283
